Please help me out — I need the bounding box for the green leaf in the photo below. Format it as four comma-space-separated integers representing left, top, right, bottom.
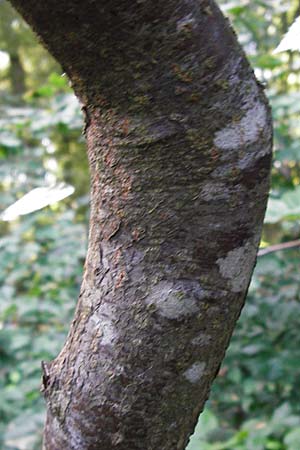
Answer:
265, 187, 300, 223
250, 54, 283, 70
284, 428, 300, 450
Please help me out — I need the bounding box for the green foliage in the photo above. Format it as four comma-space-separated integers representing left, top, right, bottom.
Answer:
0, 209, 86, 449
265, 187, 300, 223
0, 90, 87, 446
0, 7, 88, 442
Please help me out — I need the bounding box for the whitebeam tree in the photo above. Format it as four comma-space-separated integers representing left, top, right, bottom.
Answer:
9, 1, 272, 449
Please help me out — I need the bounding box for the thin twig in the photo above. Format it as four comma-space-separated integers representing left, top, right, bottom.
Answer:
258, 239, 300, 256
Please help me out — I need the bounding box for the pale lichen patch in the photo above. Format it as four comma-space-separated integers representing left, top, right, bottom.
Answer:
213, 100, 267, 152
183, 362, 206, 383
201, 181, 231, 201
191, 333, 212, 346
216, 242, 256, 293
90, 304, 118, 346
145, 281, 205, 320
238, 143, 270, 169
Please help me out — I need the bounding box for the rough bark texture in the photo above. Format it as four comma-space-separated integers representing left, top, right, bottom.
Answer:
9, 1, 272, 449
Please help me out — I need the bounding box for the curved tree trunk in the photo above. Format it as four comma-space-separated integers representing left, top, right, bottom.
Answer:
9, 1, 272, 449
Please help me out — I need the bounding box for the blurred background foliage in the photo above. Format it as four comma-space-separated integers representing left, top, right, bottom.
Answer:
0, 0, 300, 448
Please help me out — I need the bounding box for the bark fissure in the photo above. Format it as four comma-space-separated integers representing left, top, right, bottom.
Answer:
8, 1, 272, 449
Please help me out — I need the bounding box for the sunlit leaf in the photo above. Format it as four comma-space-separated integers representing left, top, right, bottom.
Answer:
274, 16, 300, 53
1, 183, 75, 221
264, 187, 300, 223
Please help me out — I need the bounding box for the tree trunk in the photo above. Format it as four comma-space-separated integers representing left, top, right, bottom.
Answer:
0, 2, 26, 95
8, 1, 272, 449
9, 51, 26, 95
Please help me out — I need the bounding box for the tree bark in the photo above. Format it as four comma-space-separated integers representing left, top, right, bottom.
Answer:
8, 1, 272, 449
9, 51, 26, 95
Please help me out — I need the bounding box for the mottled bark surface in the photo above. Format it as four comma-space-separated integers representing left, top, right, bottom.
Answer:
9, 1, 272, 449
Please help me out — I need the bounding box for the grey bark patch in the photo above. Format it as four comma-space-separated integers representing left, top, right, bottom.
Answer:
213, 79, 268, 156
145, 280, 206, 320
90, 304, 118, 346
191, 333, 212, 346
213, 100, 267, 151
176, 13, 196, 33
201, 181, 231, 201
237, 142, 271, 169
216, 242, 256, 293
183, 362, 206, 383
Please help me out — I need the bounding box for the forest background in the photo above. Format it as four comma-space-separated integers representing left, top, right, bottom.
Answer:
1, 0, 300, 449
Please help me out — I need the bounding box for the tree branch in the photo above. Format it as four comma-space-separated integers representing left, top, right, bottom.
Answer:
258, 239, 300, 256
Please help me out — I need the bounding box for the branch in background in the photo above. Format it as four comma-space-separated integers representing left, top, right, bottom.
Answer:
258, 239, 300, 256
